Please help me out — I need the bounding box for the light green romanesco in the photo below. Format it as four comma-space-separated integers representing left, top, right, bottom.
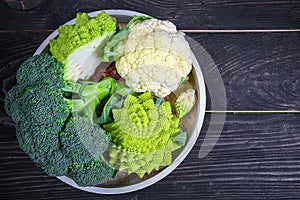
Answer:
104, 92, 183, 177
175, 89, 196, 118
50, 12, 117, 81
102, 18, 193, 97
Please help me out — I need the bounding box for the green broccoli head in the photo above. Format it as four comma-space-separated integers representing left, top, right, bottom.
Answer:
5, 55, 73, 176
4, 54, 117, 185
32, 148, 72, 176
16, 54, 65, 88
50, 12, 118, 81
69, 160, 117, 187
6, 54, 71, 155
4, 85, 25, 124
60, 115, 110, 166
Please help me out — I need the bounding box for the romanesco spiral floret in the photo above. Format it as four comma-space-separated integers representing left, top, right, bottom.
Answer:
109, 142, 180, 178
104, 92, 183, 177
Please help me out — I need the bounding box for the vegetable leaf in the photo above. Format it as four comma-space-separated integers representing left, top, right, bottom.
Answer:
98, 82, 132, 124
101, 16, 152, 62
155, 97, 164, 107
173, 128, 187, 147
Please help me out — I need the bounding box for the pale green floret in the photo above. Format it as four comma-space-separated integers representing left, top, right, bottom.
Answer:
109, 142, 180, 178
50, 12, 117, 81
104, 92, 184, 177
175, 89, 196, 118
111, 92, 170, 139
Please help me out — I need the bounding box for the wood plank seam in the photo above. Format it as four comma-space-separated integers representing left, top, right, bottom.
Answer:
206, 111, 300, 114
2, 29, 300, 33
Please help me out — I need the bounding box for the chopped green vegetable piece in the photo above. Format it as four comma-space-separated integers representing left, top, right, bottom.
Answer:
50, 12, 118, 81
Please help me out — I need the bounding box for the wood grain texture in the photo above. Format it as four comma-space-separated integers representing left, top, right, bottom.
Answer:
1, 2, 300, 199
0, 32, 49, 109
1, 32, 299, 111
1, 114, 300, 200
190, 32, 300, 111
1, 0, 300, 30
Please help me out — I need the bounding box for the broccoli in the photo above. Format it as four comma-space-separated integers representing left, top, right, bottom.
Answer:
4, 85, 26, 124
69, 160, 117, 186
60, 115, 110, 166
16, 53, 65, 88
50, 12, 117, 81
4, 54, 117, 186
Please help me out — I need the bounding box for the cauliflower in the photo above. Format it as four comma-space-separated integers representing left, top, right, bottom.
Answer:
50, 12, 117, 81
102, 17, 192, 97
175, 89, 196, 118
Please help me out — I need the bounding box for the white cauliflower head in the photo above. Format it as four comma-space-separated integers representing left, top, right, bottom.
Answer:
114, 18, 193, 97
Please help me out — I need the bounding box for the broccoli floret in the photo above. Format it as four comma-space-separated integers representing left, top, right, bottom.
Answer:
4, 85, 25, 124
50, 12, 117, 81
4, 54, 117, 185
32, 148, 72, 176
11, 85, 72, 176
16, 54, 65, 88
60, 115, 110, 166
6, 54, 73, 176
69, 160, 117, 186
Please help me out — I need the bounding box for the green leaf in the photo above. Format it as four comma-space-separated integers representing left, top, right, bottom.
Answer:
115, 82, 132, 96
101, 16, 152, 62
98, 82, 132, 124
173, 128, 187, 147
63, 78, 117, 122
155, 97, 164, 107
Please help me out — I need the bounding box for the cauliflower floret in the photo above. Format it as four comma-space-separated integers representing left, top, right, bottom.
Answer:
114, 18, 192, 97
175, 89, 196, 118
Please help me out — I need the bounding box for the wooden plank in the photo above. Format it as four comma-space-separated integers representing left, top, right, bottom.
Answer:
0, 32, 299, 111
1, 0, 300, 30
189, 32, 300, 111
1, 114, 299, 199
0, 32, 49, 105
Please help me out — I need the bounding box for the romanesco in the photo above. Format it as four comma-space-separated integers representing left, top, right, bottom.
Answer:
104, 92, 184, 177
109, 142, 180, 178
50, 12, 117, 81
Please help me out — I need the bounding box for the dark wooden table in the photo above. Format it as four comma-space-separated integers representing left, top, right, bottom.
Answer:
1, 1, 300, 199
